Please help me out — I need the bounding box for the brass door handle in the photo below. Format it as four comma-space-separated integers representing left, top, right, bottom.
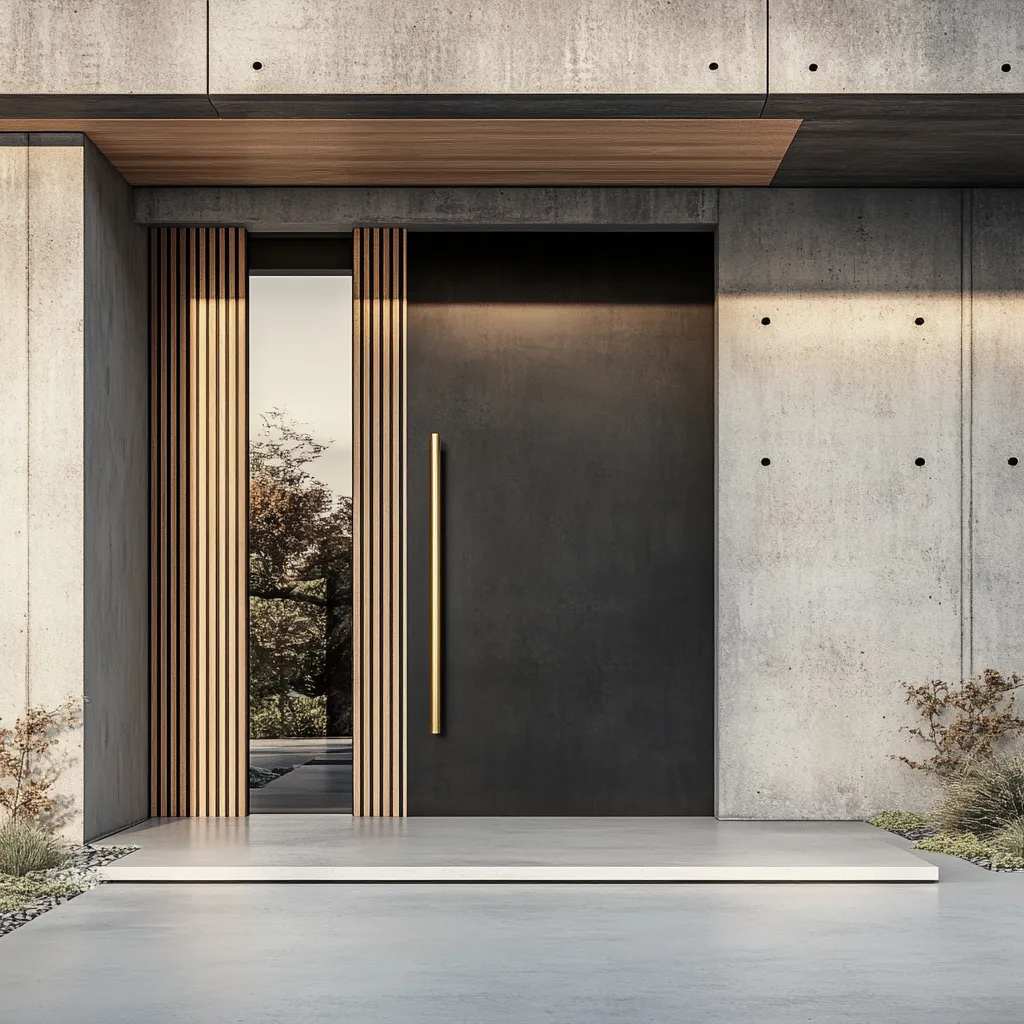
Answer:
430, 433, 442, 734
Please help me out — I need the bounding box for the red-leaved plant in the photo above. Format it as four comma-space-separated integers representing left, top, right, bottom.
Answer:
0, 699, 82, 822
895, 669, 1024, 776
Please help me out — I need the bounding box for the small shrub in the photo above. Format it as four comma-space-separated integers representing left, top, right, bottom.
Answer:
914, 831, 994, 861
895, 670, 1024, 775
0, 819, 70, 877
933, 746, 1024, 837
0, 876, 86, 913
250, 694, 327, 739
870, 810, 931, 833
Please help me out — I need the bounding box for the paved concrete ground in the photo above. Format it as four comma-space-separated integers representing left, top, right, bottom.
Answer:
0, 849, 1021, 1023
97, 817, 936, 881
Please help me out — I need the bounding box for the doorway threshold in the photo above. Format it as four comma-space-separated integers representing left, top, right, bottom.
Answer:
95, 817, 936, 882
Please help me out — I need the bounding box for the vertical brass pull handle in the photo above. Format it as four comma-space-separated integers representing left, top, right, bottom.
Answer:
430, 433, 442, 735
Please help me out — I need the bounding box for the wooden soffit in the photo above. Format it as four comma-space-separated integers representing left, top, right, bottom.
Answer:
0, 118, 801, 186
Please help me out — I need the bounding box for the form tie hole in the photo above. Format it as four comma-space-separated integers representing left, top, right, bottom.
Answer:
252, 61, 263, 70
1003, 63, 1012, 73
808, 63, 819, 72
915, 317, 925, 325
761, 457, 771, 466
761, 316, 771, 325
709, 62, 719, 70
1009, 457, 1019, 466
915, 457, 926, 467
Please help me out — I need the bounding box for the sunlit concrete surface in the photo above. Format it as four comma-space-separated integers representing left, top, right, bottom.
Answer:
3, 849, 1022, 1024
95, 817, 936, 881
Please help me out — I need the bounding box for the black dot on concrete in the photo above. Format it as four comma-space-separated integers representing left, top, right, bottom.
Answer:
709, 62, 719, 70
761, 316, 771, 325
761, 457, 771, 466
915, 317, 925, 325
808, 63, 819, 72
1003, 63, 1012, 73
252, 61, 263, 70
915, 457, 926, 467
1009, 457, 1019, 466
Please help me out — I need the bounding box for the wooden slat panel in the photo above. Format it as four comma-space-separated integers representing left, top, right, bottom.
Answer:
352, 231, 363, 814
0, 119, 801, 186
150, 226, 248, 817
352, 227, 407, 816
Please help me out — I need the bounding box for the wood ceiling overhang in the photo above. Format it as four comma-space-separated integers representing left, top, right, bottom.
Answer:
0, 118, 801, 186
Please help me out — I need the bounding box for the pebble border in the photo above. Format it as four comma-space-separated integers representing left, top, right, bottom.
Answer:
0, 844, 139, 938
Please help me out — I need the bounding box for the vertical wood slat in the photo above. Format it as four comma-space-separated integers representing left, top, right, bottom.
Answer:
352, 227, 407, 816
150, 226, 248, 817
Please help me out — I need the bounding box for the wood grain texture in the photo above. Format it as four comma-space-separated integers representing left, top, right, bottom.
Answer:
150, 227, 248, 817
0, 119, 800, 185
352, 228, 407, 816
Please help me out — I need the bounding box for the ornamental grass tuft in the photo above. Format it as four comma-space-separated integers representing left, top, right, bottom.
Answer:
0, 818, 70, 877
989, 816, 1024, 864
933, 746, 1024, 838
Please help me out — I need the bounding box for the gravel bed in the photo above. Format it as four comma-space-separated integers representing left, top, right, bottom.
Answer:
891, 826, 939, 843
0, 843, 139, 938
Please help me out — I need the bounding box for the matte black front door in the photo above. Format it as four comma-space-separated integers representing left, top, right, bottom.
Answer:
407, 232, 714, 815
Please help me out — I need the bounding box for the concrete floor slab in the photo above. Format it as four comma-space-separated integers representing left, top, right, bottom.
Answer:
0, 851, 1020, 1024
96, 817, 937, 881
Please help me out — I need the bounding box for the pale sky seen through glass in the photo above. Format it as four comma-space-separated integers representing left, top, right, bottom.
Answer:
248, 275, 352, 499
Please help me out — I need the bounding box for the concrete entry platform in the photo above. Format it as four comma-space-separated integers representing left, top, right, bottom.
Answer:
96, 818, 937, 882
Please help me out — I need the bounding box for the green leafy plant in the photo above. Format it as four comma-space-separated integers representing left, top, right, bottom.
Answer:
933, 746, 1024, 837
250, 693, 328, 739
0, 698, 82, 821
913, 830, 1024, 870
0, 819, 70, 877
869, 810, 931, 833
894, 670, 1024, 775
0, 876, 86, 913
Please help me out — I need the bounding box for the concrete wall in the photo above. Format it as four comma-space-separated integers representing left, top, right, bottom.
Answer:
969, 192, 1024, 681
0, 136, 85, 836
82, 141, 149, 841
0, 0, 207, 95
717, 189, 964, 818
0, 135, 148, 841
0, 140, 31, 774
208, 0, 765, 99
132, 186, 719, 233
3, 1, 1022, 116
769, 0, 1024, 96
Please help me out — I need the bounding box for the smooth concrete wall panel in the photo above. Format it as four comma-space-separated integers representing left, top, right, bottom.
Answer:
132, 186, 720, 231
717, 189, 962, 819
0, 142, 29, 735
769, 1, 1024, 96
82, 142, 149, 841
969, 191, 1024, 681
0, 0, 207, 95
26, 140, 85, 834
209, 0, 765, 96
